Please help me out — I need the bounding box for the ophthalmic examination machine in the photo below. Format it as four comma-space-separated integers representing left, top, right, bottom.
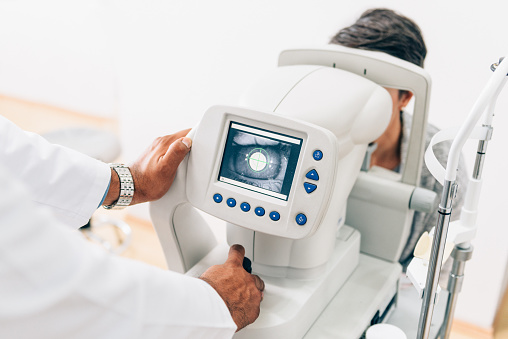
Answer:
149, 45, 438, 338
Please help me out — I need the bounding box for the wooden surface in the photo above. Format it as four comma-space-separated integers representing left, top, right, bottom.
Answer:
2, 94, 506, 339
495, 286, 508, 339
450, 319, 495, 339
0, 94, 117, 134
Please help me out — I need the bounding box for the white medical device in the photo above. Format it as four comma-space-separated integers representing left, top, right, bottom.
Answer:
186, 106, 339, 240
150, 45, 433, 338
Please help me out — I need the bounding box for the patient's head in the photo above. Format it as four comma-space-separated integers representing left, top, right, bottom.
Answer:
330, 8, 426, 68
329, 8, 427, 169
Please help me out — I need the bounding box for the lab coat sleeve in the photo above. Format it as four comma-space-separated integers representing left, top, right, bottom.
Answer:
0, 163, 237, 339
0, 115, 111, 229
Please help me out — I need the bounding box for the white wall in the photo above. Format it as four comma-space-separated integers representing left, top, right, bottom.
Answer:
0, 1, 116, 117
0, 0, 507, 331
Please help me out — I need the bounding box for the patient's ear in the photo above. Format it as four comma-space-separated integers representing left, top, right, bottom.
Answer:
399, 91, 413, 109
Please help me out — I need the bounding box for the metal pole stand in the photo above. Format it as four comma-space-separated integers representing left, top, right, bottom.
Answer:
416, 179, 456, 339
438, 245, 474, 338
415, 55, 508, 339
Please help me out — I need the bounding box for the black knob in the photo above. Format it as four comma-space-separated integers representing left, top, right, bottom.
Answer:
242, 257, 252, 274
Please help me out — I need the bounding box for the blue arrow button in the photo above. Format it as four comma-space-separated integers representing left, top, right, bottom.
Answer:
306, 169, 319, 181
304, 182, 317, 194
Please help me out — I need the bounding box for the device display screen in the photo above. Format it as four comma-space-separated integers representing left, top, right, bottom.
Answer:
218, 122, 302, 200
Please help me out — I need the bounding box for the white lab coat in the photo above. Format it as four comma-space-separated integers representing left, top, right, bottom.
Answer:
0, 116, 236, 338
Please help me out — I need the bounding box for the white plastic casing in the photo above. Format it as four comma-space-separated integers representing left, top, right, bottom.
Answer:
186, 105, 338, 239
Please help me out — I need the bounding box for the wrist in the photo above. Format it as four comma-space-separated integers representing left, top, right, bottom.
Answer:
102, 164, 134, 209
127, 166, 143, 205
102, 168, 120, 206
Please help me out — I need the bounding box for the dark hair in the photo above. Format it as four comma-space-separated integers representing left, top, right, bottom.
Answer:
330, 8, 427, 68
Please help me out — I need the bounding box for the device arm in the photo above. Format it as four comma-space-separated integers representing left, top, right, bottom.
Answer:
445, 59, 508, 182
149, 127, 217, 274
149, 155, 190, 273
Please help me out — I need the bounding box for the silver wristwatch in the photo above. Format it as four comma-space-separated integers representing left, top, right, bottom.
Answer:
103, 163, 134, 210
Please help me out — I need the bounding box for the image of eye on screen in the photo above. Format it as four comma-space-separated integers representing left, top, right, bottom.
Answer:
218, 122, 302, 200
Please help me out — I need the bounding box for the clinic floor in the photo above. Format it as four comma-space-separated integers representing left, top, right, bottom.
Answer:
1, 94, 507, 339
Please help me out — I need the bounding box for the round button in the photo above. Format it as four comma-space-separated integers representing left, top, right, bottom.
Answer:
226, 198, 236, 207
296, 213, 307, 225
254, 207, 265, 216
213, 194, 223, 203
240, 202, 251, 212
313, 150, 323, 161
269, 211, 280, 221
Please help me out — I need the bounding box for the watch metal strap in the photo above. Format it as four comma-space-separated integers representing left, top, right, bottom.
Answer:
103, 164, 134, 210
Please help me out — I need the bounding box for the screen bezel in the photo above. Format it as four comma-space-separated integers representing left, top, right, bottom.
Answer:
217, 121, 303, 201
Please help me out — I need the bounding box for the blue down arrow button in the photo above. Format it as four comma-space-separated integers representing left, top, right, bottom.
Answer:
304, 182, 317, 194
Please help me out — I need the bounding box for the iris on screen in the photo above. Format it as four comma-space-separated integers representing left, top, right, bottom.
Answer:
221, 130, 290, 193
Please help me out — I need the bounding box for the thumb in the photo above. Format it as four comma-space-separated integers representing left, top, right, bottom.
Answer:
225, 244, 245, 267
162, 137, 192, 167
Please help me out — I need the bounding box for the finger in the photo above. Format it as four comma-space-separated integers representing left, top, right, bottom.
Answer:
181, 128, 192, 136
169, 129, 191, 142
252, 274, 265, 292
159, 129, 192, 155
157, 129, 191, 148
225, 244, 245, 267
168, 129, 192, 138
160, 136, 192, 167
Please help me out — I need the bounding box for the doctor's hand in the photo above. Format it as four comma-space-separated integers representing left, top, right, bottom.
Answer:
199, 244, 265, 332
129, 129, 192, 205
103, 129, 192, 207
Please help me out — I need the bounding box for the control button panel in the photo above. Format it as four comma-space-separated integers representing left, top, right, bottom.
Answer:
204, 140, 333, 238
205, 142, 333, 238
186, 105, 338, 239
